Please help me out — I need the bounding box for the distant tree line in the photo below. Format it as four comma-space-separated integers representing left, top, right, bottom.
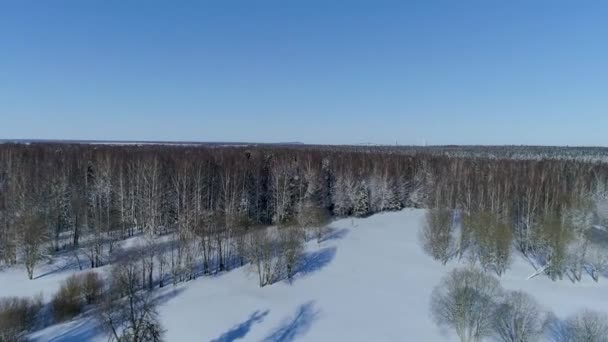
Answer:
1, 143, 608, 283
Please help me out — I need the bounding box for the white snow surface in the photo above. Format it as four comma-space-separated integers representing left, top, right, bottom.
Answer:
1, 208, 607, 341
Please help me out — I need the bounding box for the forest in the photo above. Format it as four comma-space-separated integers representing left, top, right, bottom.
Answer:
2, 143, 608, 279
1, 143, 608, 341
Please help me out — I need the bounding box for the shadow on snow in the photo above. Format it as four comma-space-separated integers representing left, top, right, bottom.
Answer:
44, 317, 102, 342
294, 246, 337, 280
320, 227, 349, 243
262, 301, 319, 342
34, 256, 86, 280
210, 310, 270, 342
33, 287, 185, 342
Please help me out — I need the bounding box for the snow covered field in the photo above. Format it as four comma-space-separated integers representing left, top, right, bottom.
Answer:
2, 208, 608, 341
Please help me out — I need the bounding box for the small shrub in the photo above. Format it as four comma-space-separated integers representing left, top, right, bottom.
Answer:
82, 271, 104, 304
0, 295, 43, 341
52, 274, 85, 321
52, 271, 106, 321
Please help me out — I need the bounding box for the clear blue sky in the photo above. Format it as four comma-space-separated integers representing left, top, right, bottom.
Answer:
1, 1, 607, 145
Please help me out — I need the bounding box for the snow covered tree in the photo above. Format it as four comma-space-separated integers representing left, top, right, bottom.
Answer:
385, 187, 402, 211
331, 172, 355, 217
408, 159, 432, 208
353, 181, 370, 218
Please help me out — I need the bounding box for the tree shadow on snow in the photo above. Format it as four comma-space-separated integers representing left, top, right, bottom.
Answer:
33, 257, 84, 280
43, 317, 103, 342
153, 287, 186, 306
544, 313, 571, 342
320, 227, 349, 243
295, 246, 337, 279
32, 287, 185, 342
262, 301, 319, 342
210, 310, 270, 342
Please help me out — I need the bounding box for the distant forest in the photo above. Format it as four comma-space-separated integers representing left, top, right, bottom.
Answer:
1, 143, 608, 282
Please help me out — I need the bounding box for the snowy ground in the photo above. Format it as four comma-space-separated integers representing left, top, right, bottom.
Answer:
2, 208, 608, 341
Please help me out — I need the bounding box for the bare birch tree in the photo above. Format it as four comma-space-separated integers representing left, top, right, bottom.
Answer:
430, 267, 503, 342
492, 291, 545, 342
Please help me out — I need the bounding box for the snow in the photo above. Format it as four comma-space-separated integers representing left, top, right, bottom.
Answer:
0, 254, 103, 301
2, 208, 608, 341
159, 211, 445, 342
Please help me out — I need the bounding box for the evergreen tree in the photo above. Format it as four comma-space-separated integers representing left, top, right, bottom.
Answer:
386, 188, 402, 211
353, 182, 370, 218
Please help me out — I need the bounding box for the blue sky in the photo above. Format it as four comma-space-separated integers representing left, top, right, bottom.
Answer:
1, 1, 607, 145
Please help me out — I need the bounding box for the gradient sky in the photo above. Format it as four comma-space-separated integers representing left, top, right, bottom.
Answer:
1, 1, 607, 145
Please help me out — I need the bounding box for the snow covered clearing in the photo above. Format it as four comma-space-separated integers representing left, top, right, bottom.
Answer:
2, 209, 607, 341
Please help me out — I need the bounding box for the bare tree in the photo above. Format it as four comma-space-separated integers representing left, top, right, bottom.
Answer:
464, 211, 513, 276
279, 226, 305, 282
566, 238, 588, 282
563, 204, 593, 282
430, 267, 503, 342
420, 208, 455, 265
532, 213, 574, 281
492, 291, 545, 342
18, 211, 48, 280
564, 310, 608, 342
155, 243, 168, 288
270, 156, 297, 225
586, 243, 608, 282
245, 228, 280, 287
593, 184, 608, 227
141, 235, 157, 290
297, 199, 330, 244
233, 200, 252, 267
98, 257, 164, 342
332, 170, 356, 217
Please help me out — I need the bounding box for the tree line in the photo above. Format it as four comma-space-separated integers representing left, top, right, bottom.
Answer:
1, 143, 608, 283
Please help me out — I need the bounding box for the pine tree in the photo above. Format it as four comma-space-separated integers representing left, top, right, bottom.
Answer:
386, 188, 402, 211
353, 182, 370, 218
